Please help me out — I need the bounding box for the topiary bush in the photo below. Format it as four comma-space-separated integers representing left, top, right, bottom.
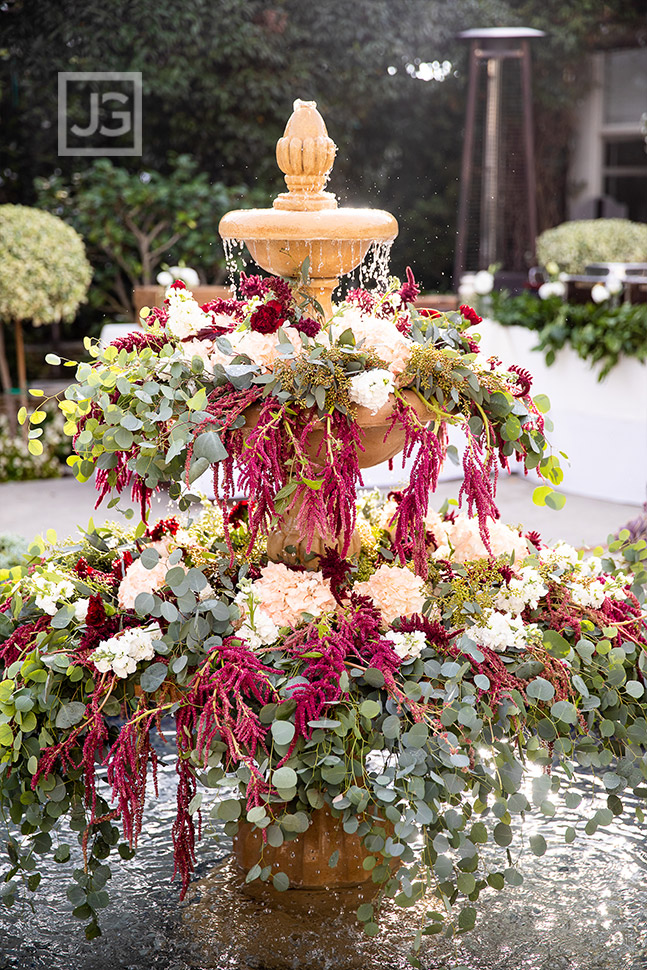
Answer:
0, 205, 92, 327
0, 205, 92, 394
536, 219, 647, 275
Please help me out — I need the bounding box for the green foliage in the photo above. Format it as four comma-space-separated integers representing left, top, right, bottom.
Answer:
491, 290, 647, 378
536, 219, 647, 275
0, 206, 91, 326
35, 156, 264, 317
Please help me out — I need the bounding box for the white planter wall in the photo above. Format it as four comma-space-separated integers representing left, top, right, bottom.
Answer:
478, 322, 647, 505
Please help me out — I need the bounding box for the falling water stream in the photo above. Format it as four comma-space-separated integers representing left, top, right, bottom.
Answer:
220, 239, 394, 301
2, 721, 647, 970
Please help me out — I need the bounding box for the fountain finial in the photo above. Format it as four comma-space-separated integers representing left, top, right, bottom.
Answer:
274, 99, 337, 211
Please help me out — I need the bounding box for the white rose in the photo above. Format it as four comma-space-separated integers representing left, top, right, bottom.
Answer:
473, 270, 494, 295
348, 369, 394, 414
591, 283, 610, 304
74, 598, 90, 622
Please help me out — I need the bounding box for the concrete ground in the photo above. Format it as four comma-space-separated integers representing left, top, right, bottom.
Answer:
0, 472, 641, 549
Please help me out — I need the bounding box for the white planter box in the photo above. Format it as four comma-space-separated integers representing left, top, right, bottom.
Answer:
478, 322, 647, 505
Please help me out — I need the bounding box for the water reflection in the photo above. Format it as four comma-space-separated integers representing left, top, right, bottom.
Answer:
2, 725, 647, 970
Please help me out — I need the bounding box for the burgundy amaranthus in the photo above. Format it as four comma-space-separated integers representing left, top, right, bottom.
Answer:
110, 331, 168, 354
458, 435, 500, 552
387, 397, 446, 577
508, 364, 533, 398
399, 266, 420, 305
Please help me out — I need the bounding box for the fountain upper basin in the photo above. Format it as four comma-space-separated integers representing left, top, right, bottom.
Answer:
218, 207, 398, 278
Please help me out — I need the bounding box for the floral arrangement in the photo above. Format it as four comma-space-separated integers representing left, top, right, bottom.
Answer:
2, 494, 647, 950
12, 271, 647, 954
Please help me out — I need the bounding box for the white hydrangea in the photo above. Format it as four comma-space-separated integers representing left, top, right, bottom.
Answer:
569, 576, 627, 608
348, 369, 395, 414
539, 541, 580, 570
165, 288, 211, 340
31, 574, 75, 615
469, 611, 536, 652
234, 581, 280, 649
569, 580, 606, 609
494, 566, 548, 615
577, 556, 603, 578
89, 624, 159, 679
384, 629, 426, 661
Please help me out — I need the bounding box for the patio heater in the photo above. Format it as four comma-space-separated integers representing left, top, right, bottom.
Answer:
454, 27, 544, 290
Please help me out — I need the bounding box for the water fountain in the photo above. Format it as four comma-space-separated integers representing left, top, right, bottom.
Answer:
4, 98, 647, 970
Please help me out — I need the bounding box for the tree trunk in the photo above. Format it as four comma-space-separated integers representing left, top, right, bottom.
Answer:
0, 323, 12, 394
14, 319, 28, 416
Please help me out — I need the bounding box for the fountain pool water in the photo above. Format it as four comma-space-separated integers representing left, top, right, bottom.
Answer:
2, 720, 647, 970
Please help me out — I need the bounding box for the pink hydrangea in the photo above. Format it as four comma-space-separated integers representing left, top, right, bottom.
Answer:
433, 515, 528, 564
354, 564, 426, 624
190, 325, 304, 373
118, 542, 170, 609
249, 562, 336, 627
233, 327, 303, 370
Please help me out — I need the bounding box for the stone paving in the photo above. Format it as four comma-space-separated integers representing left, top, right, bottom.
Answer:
0, 472, 641, 549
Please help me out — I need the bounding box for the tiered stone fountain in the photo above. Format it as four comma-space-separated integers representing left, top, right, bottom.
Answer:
220, 98, 416, 891
220, 99, 432, 571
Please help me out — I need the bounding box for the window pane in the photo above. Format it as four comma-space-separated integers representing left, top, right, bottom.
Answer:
605, 138, 647, 167
604, 175, 647, 222
604, 49, 647, 125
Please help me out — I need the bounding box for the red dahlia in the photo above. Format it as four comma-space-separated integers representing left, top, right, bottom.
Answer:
250, 299, 286, 334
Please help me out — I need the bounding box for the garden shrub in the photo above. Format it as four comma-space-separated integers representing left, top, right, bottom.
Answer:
536, 219, 647, 275
0, 205, 92, 326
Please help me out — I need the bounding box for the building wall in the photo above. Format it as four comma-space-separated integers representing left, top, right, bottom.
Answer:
568, 49, 647, 223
